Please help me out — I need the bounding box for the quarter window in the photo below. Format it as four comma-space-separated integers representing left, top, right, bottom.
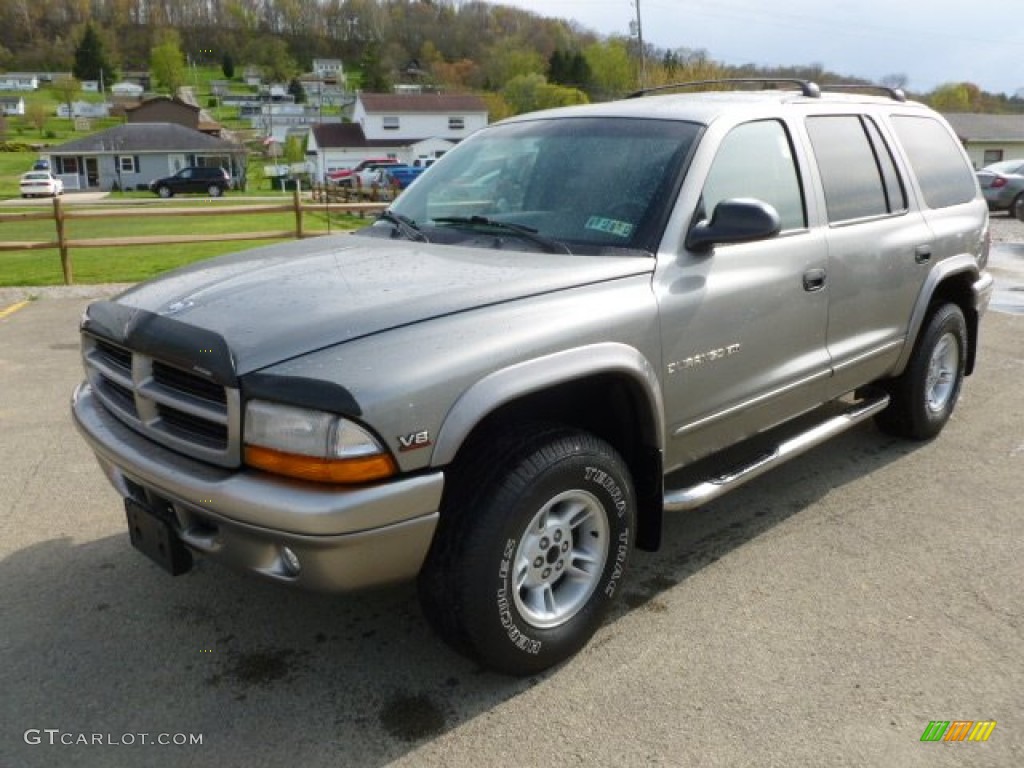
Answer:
806, 115, 906, 223
890, 115, 977, 209
702, 120, 806, 231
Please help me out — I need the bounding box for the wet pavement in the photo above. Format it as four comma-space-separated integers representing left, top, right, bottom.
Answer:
990, 242, 1024, 315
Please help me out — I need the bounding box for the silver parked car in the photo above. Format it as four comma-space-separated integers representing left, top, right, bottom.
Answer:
976, 159, 1024, 220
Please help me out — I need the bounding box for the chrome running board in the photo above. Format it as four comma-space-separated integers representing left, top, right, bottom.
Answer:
663, 393, 890, 512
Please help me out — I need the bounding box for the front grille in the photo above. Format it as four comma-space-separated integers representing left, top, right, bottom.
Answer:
83, 334, 241, 466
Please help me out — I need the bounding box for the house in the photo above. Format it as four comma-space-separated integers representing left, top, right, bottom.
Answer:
1, 96, 25, 116
308, 92, 487, 180
124, 96, 224, 136
312, 59, 345, 84
111, 81, 144, 98
943, 113, 1024, 168
56, 101, 111, 119
47, 123, 246, 191
0, 73, 39, 91
243, 66, 263, 87
81, 80, 101, 93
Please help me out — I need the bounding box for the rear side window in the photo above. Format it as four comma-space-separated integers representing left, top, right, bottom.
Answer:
806, 115, 906, 223
890, 115, 977, 209
701, 120, 806, 231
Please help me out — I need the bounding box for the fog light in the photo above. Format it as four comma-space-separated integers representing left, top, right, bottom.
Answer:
280, 546, 301, 576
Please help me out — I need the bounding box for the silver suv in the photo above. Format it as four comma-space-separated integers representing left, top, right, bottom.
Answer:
73, 81, 993, 675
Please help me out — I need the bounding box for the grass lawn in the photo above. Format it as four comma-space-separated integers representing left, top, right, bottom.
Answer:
0, 202, 372, 285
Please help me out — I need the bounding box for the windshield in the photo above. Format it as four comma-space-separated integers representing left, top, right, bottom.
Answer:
369, 116, 700, 255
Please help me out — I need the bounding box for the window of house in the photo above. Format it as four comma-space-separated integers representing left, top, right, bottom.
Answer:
702, 120, 806, 232
449, 117, 465, 130
983, 149, 1004, 165
382, 116, 400, 130
118, 156, 137, 173
806, 115, 906, 223
57, 157, 79, 174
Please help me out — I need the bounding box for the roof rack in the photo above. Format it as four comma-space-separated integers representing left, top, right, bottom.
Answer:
627, 78, 821, 99
820, 83, 907, 102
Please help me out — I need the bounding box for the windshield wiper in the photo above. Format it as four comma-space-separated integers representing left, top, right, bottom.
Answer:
377, 210, 429, 242
431, 216, 569, 254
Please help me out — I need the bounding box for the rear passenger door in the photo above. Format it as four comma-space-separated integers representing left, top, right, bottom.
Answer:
804, 114, 934, 397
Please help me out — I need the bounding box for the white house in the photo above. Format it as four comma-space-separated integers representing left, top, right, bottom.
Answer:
312, 59, 345, 83
308, 92, 488, 181
0, 73, 39, 91
943, 113, 1024, 169
111, 81, 144, 97
81, 80, 101, 93
57, 101, 112, 119
1, 96, 25, 116
353, 92, 488, 142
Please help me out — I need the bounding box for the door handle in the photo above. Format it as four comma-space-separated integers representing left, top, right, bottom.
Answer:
803, 268, 826, 292
914, 245, 932, 264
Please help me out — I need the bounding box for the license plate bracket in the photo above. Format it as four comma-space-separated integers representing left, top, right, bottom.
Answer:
125, 498, 193, 576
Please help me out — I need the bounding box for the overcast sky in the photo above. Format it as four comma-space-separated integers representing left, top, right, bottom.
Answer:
482, 0, 1022, 96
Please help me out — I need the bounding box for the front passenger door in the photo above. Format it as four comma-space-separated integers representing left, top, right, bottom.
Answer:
657, 119, 832, 471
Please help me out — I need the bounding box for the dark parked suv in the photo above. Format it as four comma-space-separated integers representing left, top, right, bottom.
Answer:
149, 166, 231, 198
74, 80, 992, 675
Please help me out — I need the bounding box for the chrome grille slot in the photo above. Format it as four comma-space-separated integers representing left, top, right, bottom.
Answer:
81, 333, 241, 467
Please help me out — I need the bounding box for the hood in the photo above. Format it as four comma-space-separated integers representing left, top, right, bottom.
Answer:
104, 234, 654, 375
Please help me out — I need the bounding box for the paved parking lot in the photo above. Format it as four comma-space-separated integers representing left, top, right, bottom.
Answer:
1, 279, 1022, 767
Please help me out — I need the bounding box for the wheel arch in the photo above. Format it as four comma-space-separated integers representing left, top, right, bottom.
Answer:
897, 256, 984, 377
432, 343, 667, 551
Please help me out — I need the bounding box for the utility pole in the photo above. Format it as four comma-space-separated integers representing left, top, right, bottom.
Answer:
632, 0, 647, 89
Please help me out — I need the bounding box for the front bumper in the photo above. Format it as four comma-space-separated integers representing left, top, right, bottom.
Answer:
72, 382, 443, 592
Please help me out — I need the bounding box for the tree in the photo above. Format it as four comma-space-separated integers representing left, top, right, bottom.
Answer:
73, 22, 117, 85
583, 39, 634, 98
151, 29, 186, 95
25, 101, 49, 136
260, 38, 298, 83
288, 78, 306, 104
503, 73, 588, 115
53, 76, 82, 124
222, 53, 235, 80
359, 41, 391, 92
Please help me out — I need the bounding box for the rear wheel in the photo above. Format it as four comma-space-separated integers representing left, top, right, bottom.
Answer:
157, 186, 172, 199
1012, 193, 1024, 222
418, 425, 635, 676
876, 303, 967, 440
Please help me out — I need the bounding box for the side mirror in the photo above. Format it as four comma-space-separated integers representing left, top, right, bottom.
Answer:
685, 198, 781, 251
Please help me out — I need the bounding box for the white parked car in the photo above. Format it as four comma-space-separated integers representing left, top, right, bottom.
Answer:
20, 171, 64, 198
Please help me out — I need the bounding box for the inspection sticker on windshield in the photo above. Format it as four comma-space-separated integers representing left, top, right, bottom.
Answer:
585, 216, 634, 238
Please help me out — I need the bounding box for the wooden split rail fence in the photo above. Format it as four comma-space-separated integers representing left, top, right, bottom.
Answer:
0, 189, 389, 285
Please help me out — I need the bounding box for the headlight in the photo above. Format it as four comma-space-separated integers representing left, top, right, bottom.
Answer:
243, 400, 396, 484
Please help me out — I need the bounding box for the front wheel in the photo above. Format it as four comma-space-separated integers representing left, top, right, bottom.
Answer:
419, 425, 635, 676
876, 303, 967, 440
208, 184, 223, 197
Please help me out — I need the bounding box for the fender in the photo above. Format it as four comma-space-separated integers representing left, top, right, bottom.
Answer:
431, 342, 666, 467
893, 254, 988, 375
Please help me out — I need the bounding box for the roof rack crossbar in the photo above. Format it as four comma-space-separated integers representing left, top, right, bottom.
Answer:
627, 78, 821, 99
821, 84, 907, 102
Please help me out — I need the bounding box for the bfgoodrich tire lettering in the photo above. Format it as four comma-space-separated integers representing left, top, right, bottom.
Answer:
876, 303, 967, 440
418, 425, 635, 676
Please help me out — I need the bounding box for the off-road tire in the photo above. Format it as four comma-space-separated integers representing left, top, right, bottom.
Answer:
418, 424, 635, 676
876, 303, 967, 440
